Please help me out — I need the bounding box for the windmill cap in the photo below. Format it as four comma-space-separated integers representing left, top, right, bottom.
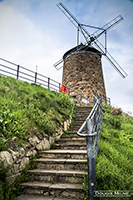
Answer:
63, 43, 102, 60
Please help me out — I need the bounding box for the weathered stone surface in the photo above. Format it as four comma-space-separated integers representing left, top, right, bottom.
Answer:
26, 150, 33, 157
24, 143, 31, 150
19, 157, 29, 171
16, 159, 21, 164
29, 136, 40, 147
36, 133, 43, 140
14, 195, 54, 200
42, 138, 50, 150
9, 149, 19, 161
49, 136, 55, 145
32, 150, 37, 157
64, 121, 67, 131
18, 147, 25, 158
36, 142, 43, 150
0, 151, 13, 168
42, 132, 49, 139
0, 104, 74, 190
62, 51, 106, 101
36, 139, 50, 151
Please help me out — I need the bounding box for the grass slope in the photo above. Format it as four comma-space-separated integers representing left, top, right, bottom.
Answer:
0, 75, 74, 151
84, 105, 133, 199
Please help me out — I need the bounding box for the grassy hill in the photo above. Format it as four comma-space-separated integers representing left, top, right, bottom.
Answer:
0, 75, 132, 199
0, 75, 74, 151
84, 105, 133, 199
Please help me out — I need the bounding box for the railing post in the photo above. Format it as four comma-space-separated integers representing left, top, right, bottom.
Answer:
76, 92, 78, 99
17, 65, 20, 79
108, 98, 110, 105
86, 119, 96, 200
35, 72, 37, 83
68, 88, 70, 96
87, 98, 90, 106
80, 94, 82, 101
100, 95, 103, 125
59, 83, 61, 92
96, 104, 100, 155
48, 77, 50, 89
93, 91, 96, 105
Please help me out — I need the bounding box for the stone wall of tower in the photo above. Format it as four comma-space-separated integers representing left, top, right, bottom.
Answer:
62, 51, 106, 99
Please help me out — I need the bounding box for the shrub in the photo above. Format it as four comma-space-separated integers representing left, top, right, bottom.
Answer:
111, 108, 122, 116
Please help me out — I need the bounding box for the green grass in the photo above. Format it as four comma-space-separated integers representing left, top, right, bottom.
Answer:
0, 75, 75, 151
0, 75, 75, 200
83, 105, 133, 199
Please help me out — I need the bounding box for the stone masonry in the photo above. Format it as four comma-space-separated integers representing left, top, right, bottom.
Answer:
62, 51, 106, 100
0, 118, 72, 185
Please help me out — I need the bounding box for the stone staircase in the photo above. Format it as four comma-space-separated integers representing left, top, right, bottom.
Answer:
15, 106, 92, 200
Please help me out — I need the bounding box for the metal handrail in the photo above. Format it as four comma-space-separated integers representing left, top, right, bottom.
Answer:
77, 90, 103, 200
77, 98, 99, 137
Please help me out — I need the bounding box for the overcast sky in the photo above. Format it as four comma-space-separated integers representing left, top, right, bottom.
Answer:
0, 0, 133, 115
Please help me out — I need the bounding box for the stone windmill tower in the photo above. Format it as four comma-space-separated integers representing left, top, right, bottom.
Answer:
54, 3, 127, 100
62, 44, 106, 99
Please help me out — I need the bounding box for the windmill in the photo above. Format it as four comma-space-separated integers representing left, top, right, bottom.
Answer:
54, 2, 128, 99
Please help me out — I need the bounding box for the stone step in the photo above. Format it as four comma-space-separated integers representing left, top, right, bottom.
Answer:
63, 130, 78, 134
62, 134, 80, 138
33, 158, 87, 171
21, 182, 84, 199
74, 114, 89, 121
73, 119, 85, 123
28, 169, 85, 184
72, 123, 85, 128
15, 106, 91, 200
72, 123, 86, 127
55, 143, 87, 150
76, 106, 92, 112
56, 138, 86, 145
61, 136, 85, 140
40, 150, 87, 159
15, 194, 75, 200
75, 113, 89, 117
71, 126, 86, 131
63, 132, 86, 136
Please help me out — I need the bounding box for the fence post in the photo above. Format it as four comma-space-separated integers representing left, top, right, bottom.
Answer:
59, 83, 61, 92
100, 94, 103, 126
35, 72, 37, 83
86, 119, 96, 200
76, 92, 78, 99
17, 65, 20, 79
80, 94, 82, 101
88, 98, 90, 106
48, 77, 50, 89
108, 98, 111, 106
68, 88, 70, 96
93, 90, 96, 105
96, 104, 100, 156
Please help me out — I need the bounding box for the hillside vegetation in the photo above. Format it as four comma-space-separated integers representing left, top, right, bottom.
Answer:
0, 75, 74, 151
84, 105, 133, 199
0, 76, 133, 199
